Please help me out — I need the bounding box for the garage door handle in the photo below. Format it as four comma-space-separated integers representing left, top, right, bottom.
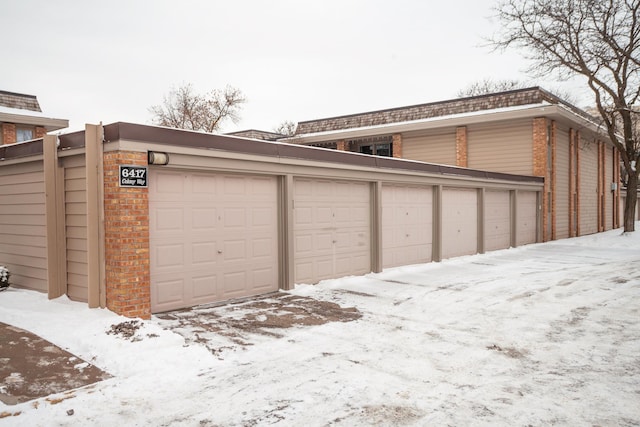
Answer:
218, 250, 223, 254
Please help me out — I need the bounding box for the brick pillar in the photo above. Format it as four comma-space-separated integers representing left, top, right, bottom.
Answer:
550, 121, 557, 240
392, 133, 402, 158
455, 126, 468, 167
569, 129, 576, 237
2, 123, 16, 145
532, 117, 549, 241
103, 151, 151, 319
575, 131, 581, 236
336, 140, 347, 151
35, 127, 46, 138
614, 147, 621, 228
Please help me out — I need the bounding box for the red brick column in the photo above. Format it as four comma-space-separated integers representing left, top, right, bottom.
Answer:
575, 131, 581, 236
455, 126, 467, 167
35, 127, 46, 139
2, 124, 16, 145
392, 133, 403, 158
569, 129, 576, 237
336, 140, 347, 151
533, 117, 549, 241
103, 151, 151, 319
550, 121, 557, 240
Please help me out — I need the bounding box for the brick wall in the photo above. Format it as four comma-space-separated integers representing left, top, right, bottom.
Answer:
392, 133, 402, 158
532, 117, 549, 241
103, 151, 151, 319
2, 124, 16, 145
455, 126, 467, 167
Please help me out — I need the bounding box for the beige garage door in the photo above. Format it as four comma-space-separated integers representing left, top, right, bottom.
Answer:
149, 169, 279, 313
382, 184, 433, 269
485, 190, 511, 252
516, 191, 538, 246
442, 188, 478, 259
294, 178, 370, 284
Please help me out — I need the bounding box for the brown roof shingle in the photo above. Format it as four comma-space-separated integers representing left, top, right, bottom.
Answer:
0, 90, 42, 112
295, 87, 594, 135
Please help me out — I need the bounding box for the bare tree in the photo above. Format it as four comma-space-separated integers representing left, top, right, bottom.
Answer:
149, 84, 246, 133
457, 78, 529, 97
491, 0, 640, 232
274, 120, 297, 136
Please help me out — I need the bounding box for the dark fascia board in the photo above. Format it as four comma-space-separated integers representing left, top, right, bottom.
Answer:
0, 138, 44, 160
58, 122, 542, 185
59, 129, 85, 150
104, 122, 281, 157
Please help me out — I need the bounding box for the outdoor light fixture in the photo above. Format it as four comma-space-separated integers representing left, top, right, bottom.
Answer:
148, 151, 169, 165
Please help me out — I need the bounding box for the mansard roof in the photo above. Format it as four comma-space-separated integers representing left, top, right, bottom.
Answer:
295, 87, 596, 136
0, 90, 42, 112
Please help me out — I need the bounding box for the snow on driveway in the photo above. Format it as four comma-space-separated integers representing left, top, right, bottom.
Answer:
1, 227, 639, 426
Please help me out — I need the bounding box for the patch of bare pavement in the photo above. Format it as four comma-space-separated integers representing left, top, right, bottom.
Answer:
155, 292, 362, 356
0, 322, 111, 408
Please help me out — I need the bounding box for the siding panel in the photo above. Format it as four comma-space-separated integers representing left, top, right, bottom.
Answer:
0, 161, 48, 292
65, 163, 88, 302
556, 126, 570, 239
467, 119, 533, 175
402, 129, 456, 165
579, 142, 598, 235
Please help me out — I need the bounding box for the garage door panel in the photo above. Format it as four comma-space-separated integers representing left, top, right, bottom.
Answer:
293, 178, 371, 284
315, 258, 334, 280
154, 173, 186, 199
191, 242, 216, 265
485, 191, 511, 251
155, 208, 184, 231
253, 208, 274, 226
316, 207, 333, 223
252, 238, 274, 257
442, 188, 478, 259
154, 243, 185, 269
150, 170, 279, 313
222, 271, 248, 298
295, 234, 313, 253
517, 191, 537, 245
155, 277, 185, 307
295, 207, 313, 224
192, 175, 218, 198
315, 232, 334, 252
221, 239, 245, 260
192, 208, 216, 229
382, 185, 433, 269
192, 275, 217, 299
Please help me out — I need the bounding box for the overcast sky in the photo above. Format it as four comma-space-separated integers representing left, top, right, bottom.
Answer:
1, 0, 592, 134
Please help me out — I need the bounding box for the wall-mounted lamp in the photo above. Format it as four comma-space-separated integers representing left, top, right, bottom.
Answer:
148, 151, 170, 165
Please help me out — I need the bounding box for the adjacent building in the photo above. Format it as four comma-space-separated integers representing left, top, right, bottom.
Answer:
0, 90, 68, 144
286, 87, 624, 241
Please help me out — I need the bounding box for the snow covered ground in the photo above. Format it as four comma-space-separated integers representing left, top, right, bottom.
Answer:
1, 225, 639, 426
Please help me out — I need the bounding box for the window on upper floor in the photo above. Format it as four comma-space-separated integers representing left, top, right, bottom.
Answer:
16, 127, 34, 142
359, 142, 392, 157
